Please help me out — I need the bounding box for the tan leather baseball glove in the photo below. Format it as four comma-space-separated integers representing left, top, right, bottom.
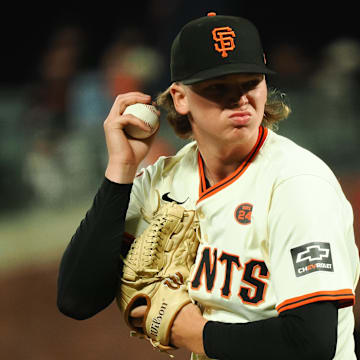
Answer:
116, 200, 200, 355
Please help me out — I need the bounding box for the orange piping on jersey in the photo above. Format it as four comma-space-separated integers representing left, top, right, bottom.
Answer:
197, 126, 268, 204
198, 149, 208, 194
276, 289, 355, 313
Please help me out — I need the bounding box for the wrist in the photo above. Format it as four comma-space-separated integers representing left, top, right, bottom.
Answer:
105, 160, 138, 184
189, 317, 208, 355
198, 318, 208, 354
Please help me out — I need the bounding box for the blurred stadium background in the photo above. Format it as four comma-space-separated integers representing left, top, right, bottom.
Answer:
1, 1, 359, 359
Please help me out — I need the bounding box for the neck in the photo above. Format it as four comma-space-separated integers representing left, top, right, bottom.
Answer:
197, 128, 260, 186
201, 150, 241, 186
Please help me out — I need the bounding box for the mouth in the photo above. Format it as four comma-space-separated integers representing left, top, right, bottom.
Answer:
229, 111, 251, 126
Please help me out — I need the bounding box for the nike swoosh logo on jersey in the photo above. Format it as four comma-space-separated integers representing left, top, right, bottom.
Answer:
162, 192, 188, 205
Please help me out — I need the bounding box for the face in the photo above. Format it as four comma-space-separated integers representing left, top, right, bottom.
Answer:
171, 73, 267, 147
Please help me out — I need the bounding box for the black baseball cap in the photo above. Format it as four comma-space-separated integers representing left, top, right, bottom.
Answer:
170, 12, 274, 84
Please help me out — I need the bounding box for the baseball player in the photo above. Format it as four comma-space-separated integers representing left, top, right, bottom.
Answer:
57, 12, 360, 359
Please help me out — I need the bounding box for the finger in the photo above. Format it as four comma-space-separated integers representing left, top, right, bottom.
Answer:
130, 317, 144, 328
130, 305, 147, 318
121, 114, 154, 133
115, 92, 152, 105
129, 305, 147, 328
104, 113, 153, 137
110, 93, 152, 117
151, 101, 161, 116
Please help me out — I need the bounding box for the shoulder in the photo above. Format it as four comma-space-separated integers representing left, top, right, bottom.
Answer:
135, 140, 197, 182
262, 129, 340, 188
260, 130, 353, 211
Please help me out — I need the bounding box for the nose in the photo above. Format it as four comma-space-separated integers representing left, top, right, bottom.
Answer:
225, 82, 249, 106
238, 94, 249, 106
226, 93, 248, 109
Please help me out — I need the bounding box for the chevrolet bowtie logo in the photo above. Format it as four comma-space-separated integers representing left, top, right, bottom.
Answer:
296, 245, 330, 263
291, 242, 333, 277
212, 26, 236, 58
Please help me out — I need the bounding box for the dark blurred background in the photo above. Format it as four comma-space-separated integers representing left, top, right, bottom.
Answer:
0, 1, 359, 359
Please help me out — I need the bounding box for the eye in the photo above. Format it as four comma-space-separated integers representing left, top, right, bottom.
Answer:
204, 84, 227, 93
242, 79, 261, 92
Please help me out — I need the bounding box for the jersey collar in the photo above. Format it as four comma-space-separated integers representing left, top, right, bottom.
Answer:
197, 126, 268, 204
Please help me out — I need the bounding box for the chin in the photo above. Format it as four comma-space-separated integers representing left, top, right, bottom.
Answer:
230, 124, 259, 142
232, 124, 252, 135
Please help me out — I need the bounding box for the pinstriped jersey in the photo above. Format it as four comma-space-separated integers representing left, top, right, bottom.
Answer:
124, 126, 360, 359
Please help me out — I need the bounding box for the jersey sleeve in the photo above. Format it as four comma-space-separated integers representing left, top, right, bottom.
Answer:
267, 174, 359, 313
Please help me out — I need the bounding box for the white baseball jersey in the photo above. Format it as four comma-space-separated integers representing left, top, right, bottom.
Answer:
124, 126, 360, 359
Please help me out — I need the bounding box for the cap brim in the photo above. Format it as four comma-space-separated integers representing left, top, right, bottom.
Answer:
179, 63, 275, 85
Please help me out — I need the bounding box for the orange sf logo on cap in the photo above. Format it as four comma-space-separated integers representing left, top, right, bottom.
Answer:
212, 27, 236, 58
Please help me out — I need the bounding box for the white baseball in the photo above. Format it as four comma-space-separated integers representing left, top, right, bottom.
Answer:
123, 103, 159, 139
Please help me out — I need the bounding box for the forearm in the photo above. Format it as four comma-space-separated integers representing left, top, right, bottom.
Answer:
57, 178, 132, 319
203, 301, 338, 360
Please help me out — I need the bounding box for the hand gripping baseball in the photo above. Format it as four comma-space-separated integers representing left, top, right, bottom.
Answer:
103, 92, 158, 183
117, 200, 201, 356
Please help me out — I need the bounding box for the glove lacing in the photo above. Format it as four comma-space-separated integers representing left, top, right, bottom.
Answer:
121, 213, 168, 276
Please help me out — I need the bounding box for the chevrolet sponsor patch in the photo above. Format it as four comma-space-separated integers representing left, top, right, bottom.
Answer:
291, 242, 333, 277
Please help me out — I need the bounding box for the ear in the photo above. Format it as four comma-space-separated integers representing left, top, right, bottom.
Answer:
169, 83, 189, 115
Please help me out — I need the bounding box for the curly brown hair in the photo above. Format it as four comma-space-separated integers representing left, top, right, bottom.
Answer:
156, 86, 291, 139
